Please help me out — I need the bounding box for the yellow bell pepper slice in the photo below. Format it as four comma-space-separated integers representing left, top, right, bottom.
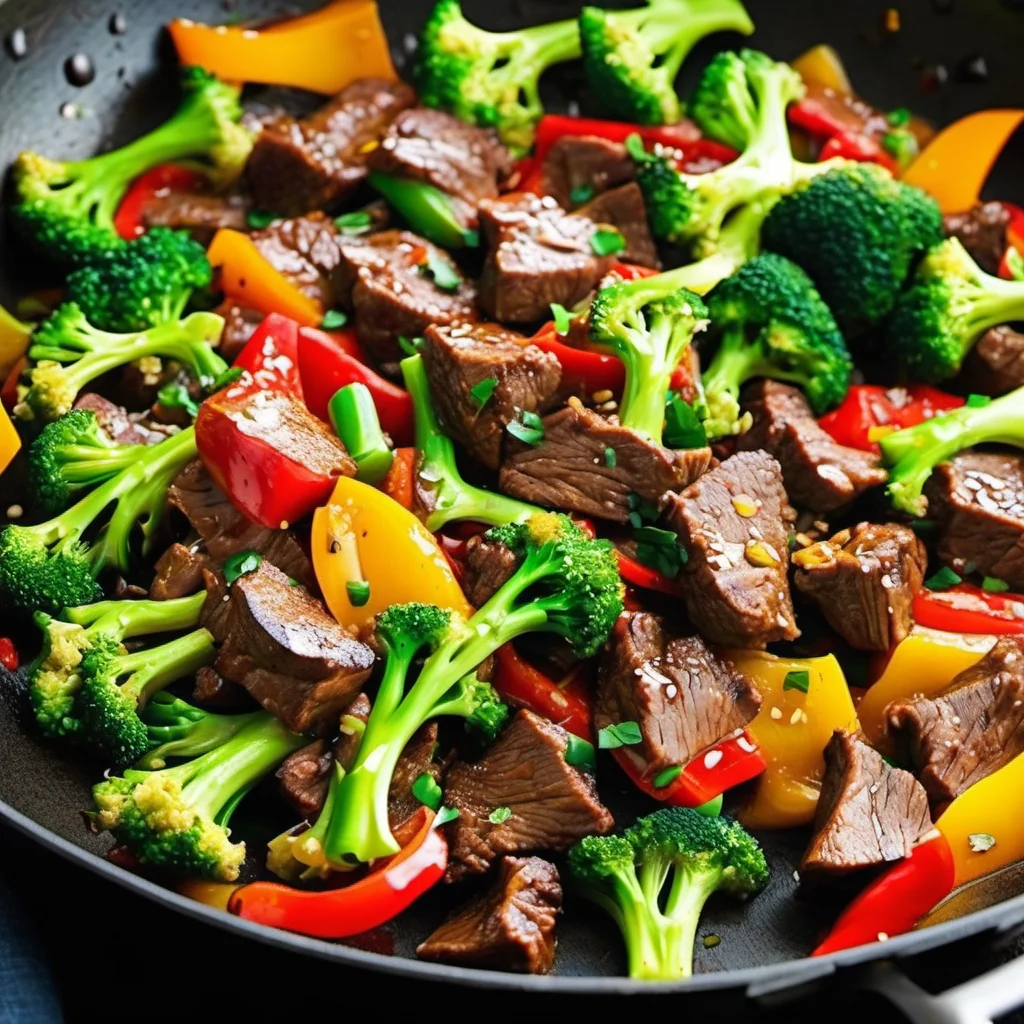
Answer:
903, 109, 1024, 214
792, 44, 852, 94
858, 627, 996, 748
169, 0, 396, 95
729, 651, 859, 829
0, 305, 31, 383
207, 229, 322, 328
312, 475, 471, 631
0, 402, 21, 478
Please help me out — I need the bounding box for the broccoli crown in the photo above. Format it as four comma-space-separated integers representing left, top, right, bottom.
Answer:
27, 614, 91, 739
65, 228, 213, 333
414, 0, 581, 154
0, 527, 101, 616
434, 672, 511, 740
762, 164, 944, 336
376, 602, 454, 658
888, 237, 1024, 383
567, 831, 638, 886
690, 48, 776, 150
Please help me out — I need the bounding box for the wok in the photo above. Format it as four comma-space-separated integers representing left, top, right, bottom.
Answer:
2, 0, 1024, 1016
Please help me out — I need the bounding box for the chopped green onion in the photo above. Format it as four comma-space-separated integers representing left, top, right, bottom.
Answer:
470, 377, 499, 410
982, 576, 1011, 593
334, 210, 373, 234
346, 580, 371, 607
224, 550, 262, 584
398, 335, 423, 356
663, 393, 707, 449
564, 734, 596, 771
634, 525, 688, 579
926, 566, 962, 591
419, 251, 461, 292
591, 228, 626, 257
247, 209, 276, 230
320, 309, 349, 330
434, 805, 460, 827
887, 106, 911, 127
597, 721, 642, 749
604, 446, 617, 468
328, 383, 393, 484
695, 794, 723, 818
783, 670, 810, 694
653, 764, 683, 789
966, 393, 992, 408
569, 183, 595, 205
157, 381, 199, 418
550, 302, 573, 336
507, 409, 545, 446
488, 806, 512, 824
412, 772, 443, 811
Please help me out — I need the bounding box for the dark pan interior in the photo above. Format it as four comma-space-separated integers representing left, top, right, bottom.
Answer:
3, 0, 1024, 993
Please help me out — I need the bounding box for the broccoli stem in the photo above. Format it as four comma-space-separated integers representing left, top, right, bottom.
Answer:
368, 172, 478, 249
956, 274, 1024, 355
113, 628, 215, 706
600, 872, 665, 981
491, 19, 582, 114
64, 591, 206, 634
657, 864, 721, 978
138, 697, 265, 769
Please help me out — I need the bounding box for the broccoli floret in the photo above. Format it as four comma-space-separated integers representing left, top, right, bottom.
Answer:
568, 807, 769, 979
65, 228, 213, 333
888, 237, 1024, 383
12, 69, 251, 266
401, 353, 542, 531
579, 0, 754, 126
588, 278, 709, 442
18, 304, 225, 424
762, 163, 944, 337
92, 711, 305, 881
880, 384, 1024, 516
415, 0, 581, 154
701, 252, 852, 439
0, 426, 198, 614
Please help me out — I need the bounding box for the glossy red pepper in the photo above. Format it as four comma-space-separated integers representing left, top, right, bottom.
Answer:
812, 835, 955, 955
788, 99, 898, 173
378, 447, 416, 511
914, 583, 1024, 635
113, 164, 208, 241
233, 313, 304, 396
0, 638, 18, 672
229, 807, 446, 939
616, 550, 684, 597
818, 384, 965, 453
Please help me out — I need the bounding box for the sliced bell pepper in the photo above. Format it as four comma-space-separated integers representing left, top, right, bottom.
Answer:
492, 643, 592, 739
207, 229, 323, 328
616, 550, 684, 597
229, 806, 445, 938
368, 172, 477, 250
530, 321, 626, 396
791, 44, 853, 94
114, 164, 207, 241
0, 403, 21, 478
0, 638, 18, 672
168, 0, 395, 96
312, 475, 471, 630
233, 313, 304, 396
0, 304, 32, 384
378, 447, 416, 511
788, 95, 897, 173
914, 583, 1024, 636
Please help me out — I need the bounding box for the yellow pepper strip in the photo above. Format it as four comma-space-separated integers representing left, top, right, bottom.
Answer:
903, 109, 1024, 214
728, 651, 859, 829
207, 229, 322, 327
178, 880, 237, 912
858, 627, 995, 748
936, 750, 1024, 886
168, 0, 395, 95
0, 402, 21, 478
792, 44, 852, 94
0, 304, 31, 383
312, 475, 471, 631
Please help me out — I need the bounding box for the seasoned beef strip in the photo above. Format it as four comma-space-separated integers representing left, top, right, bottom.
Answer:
477, 193, 619, 323
215, 561, 376, 733
199, 568, 232, 643
662, 451, 799, 648
800, 730, 933, 875
150, 543, 215, 601
887, 636, 1024, 806
334, 230, 478, 364
462, 535, 519, 608
596, 612, 762, 776
793, 523, 927, 651
74, 393, 173, 446
925, 451, 1024, 590
138, 189, 249, 245
962, 326, 1024, 398
417, 856, 562, 974
445, 710, 614, 880
540, 135, 636, 210
250, 213, 345, 310
421, 322, 561, 471
214, 303, 266, 363
943, 202, 1010, 275
245, 79, 416, 216
500, 400, 712, 523
736, 381, 887, 513
576, 184, 659, 269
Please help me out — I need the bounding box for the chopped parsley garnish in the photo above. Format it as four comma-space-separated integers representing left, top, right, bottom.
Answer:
210, 366, 243, 392
419, 251, 461, 292
598, 721, 643, 749
398, 335, 424, 356
507, 409, 545, 446
334, 210, 373, 234
488, 806, 512, 824
157, 381, 199, 418
434, 805, 460, 827
590, 228, 626, 257
604, 446, 617, 468
320, 309, 349, 330
346, 580, 371, 607
653, 765, 683, 789
966, 393, 992, 408
550, 302, 573, 336
968, 832, 996, 853
569, 183, 595, 205
412, 772, 443, 811
983, 576, 1011, 593
783, 670, 810, 694
634, 526, 688, 579
224, 550, 262, 584
926, 566, 962, 591
887, 107, 911, 127
564, 734, 596, 772
663, 393, 707, 449
246, 209, 276, 230
470, 376, 499, 410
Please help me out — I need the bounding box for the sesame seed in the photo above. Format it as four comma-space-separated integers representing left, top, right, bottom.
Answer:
770, 707, 783, 720
789, 709, 802, 725
703, 749, 723, 769
877, 932, 889, 942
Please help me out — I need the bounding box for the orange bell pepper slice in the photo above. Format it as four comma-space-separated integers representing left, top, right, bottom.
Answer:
207, 229, 322, 328
0, 402, 21, 477
168, 0, 395, 95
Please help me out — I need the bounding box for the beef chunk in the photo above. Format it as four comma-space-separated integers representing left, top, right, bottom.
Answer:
245, 79, 416, 216
215, 561, 376, 733
662, 451, 799, 648
421, 322, 561, 471
477, 193, 618, 323
389, 723, 443, 833
962, 326, 1024, 398
214, 303, 266, 363
150, 543, 215, 601
199, 568, 232, 643
596, 612, 761, 776
369, 108, 512, 233
540, 135, 636, 210
500, 400, 712, 523
251, 213, 345, 310
944, 202, 1010, 275
191, 665, 247, 708
417, 856, 562, 974
74, 393, 173, 446
138, 190, 249, 246
277, 740, 333, 820
926, 451, 1024, 590
334, 230, 477, 364
576, 184, 659, 269
800, 730, 933, 875
462, 535, 519, 608
736, 381, 887, 513
794, 523, 927, 652
887, 636, 1024, 806
445, 710, 614, 879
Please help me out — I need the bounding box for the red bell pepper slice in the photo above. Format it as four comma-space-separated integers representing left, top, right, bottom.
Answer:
788, 98, 898, 173
812, 835, 955, 955
914, 583, 1024, 635
492, 643, 593, 740
296, 326, 414, 446
233, 313, 304, 396
0, 638, 19, 672
818, 384, 965, 453
113, 164, 208, 241
616, 550, 683, 597
229, 807, 446, 939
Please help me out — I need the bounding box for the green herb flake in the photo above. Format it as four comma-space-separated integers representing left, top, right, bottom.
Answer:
887, 107, 911, 127
346, 580, 371, 607
412, 772, 443, 811
564, 734, 596, 772
434, 805, 460, 827
334, 210, 373, 234
604, 446, 617, 468
969, 832, 996, 853
470, 376, 499, 410
664, 393, 707, 449
246, 209, 276, 230
320, 309, 349, 331
783, 670, 810, 694
1008, 247, 1024, 282
966, 393, 993, 408
550, 302, 573, 336
591, 228, 626, 257
598, 721, 643, 750
634, 525, 688, 579
926, 566, 962, 591
210, 366, 244, 393
653, 764, 683, 789
398, 335, 424, 357
224, 550, 263, 584
507, 409, 545, 446
569, 183, 595, 205
983, 576, 1011, 593
420, 251, 461, 292
488, 806, 512, 824
157, 381, 199, 418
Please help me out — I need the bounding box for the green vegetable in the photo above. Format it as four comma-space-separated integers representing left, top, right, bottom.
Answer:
654, 764, 684, 788
598, 721, 643, 749
412, 772, 444, 811
335, 210, 373, 234
924, 566, 962, 590
346, 580, 372, 607
488, 806, 512, 824
320, 309, 349, 330
328, 382, 394, 484
369, 172, 479, 250
418, 249, 462, 292
565, 734, 597, 771
982, 576, 1011, 594
604, 446, 617, 468
507, 409, 546, 446
570, 184, 595, 205
158, 382, 200, 419
634, 526, 688, 578
223, 550, 262, 584
782, 670, 810, 693
591, 228, 626, 257
469, 377, 499, 410
550, 303, 573, 335
663, 394, 707, 449
247, 210, 276, 229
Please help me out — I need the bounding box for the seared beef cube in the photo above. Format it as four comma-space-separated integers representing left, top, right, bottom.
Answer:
541, 135, 635, 210
926, 451, 1024, 590
199, 568, 232, 643
215, 561, 376, 734
251, 213, 345, 310
793, 523, 927, 651
369, 108, 512, 234
943, 202, 1010, 275
389, 722, 444, 833
417, 856, 562, 974
800, 730, 933, 875
74, 393, 172, 446
477, 193, 618, 323
445, 709, 614, 879
596, 612, 761, 776
500, 401, 711, 523
191, 665, 247, 708
736, 381, 887, 513
421, 322, 561, 471
463, 535, 519, 608
887, 636, 1024, 806
963, 326, 1024, 397
214, 303, 266, 363
246, 79, 416, 216
277, 740, 333, 820
334, 230, 477, 364
138, 189, 248, 246
576, 184, 659, 269
150, 543, 215, 601
662, 451, 799, 648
